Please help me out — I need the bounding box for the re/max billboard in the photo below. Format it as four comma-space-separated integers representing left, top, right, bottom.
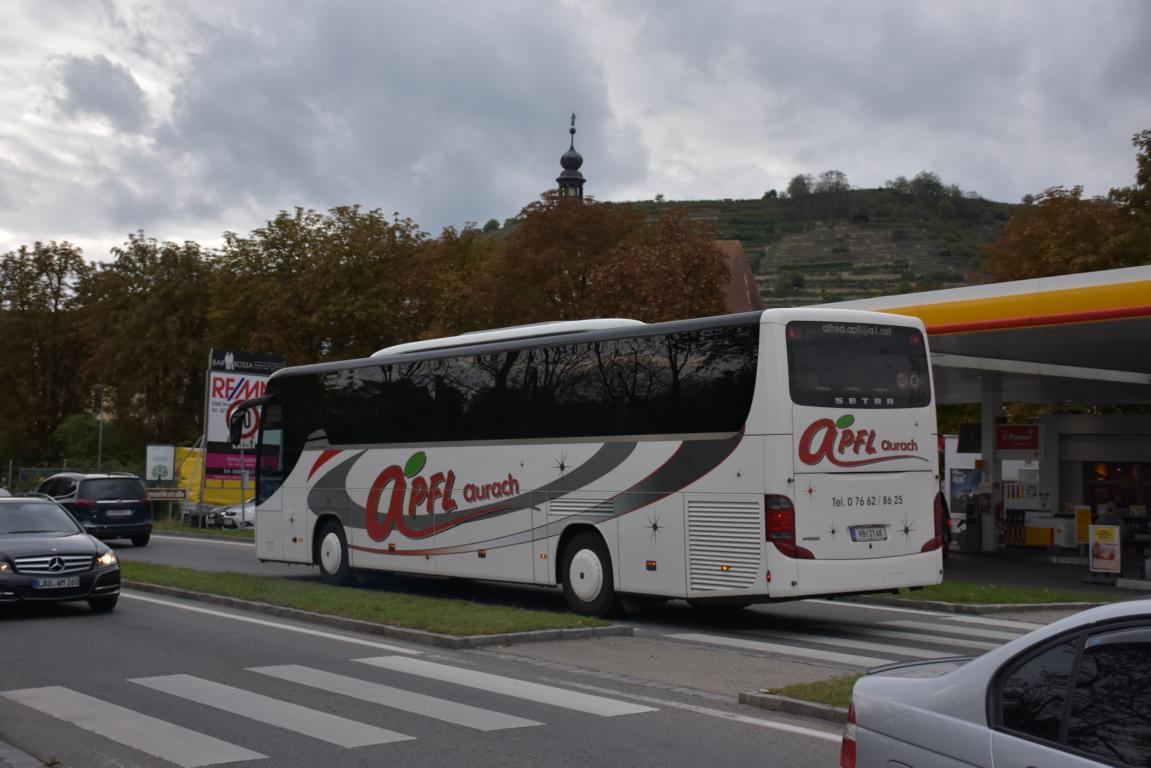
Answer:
205, 349, 284, 479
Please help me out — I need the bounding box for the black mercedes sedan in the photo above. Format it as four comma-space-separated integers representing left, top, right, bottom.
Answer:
0, 497, 121, 612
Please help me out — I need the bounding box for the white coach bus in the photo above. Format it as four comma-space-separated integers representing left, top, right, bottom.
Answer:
231, 308, 944, 616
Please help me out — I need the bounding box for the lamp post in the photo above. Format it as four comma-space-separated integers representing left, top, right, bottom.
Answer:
95, 385, 105, 471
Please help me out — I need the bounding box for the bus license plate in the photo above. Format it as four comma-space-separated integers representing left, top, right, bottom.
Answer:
850, 525, 887, 542
33, 576, 80, 590
106, 509, 133, 517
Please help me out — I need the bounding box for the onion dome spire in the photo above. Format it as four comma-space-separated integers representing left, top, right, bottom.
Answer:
556, 112, 585, 198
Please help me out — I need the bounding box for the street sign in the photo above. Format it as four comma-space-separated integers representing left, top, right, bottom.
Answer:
147, 487, 188, 501
146, 444, 176, 481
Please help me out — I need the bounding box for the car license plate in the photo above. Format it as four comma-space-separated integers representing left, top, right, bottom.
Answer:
32, 576, 80, 590
850, 525, 888, 542
105, 509, 133, 517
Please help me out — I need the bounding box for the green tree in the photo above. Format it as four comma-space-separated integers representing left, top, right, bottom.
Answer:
77, 233, 212, 445
814, 170, 850, 194
212, 206, 429, 364
0, 242, 91, 462
1108, 129, 1151, 267
786, 174, 813, 198
910, 171, 944, 197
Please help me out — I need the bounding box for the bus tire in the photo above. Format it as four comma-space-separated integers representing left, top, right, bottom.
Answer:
316, 519, 356, 587
561, 532, 619, 617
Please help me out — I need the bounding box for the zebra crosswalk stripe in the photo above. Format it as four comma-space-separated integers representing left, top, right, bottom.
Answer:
1, 686, 265, 767
357, 656, 657, 716
669, 633, 893, 668
886, 620, 1025, 642
131, 674, 412, 747
751, 630, 953, 660
827, 624, 1002, 651
251, 664, 542, 731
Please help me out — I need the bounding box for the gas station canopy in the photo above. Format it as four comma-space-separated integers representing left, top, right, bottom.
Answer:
821, 265, 1151, 406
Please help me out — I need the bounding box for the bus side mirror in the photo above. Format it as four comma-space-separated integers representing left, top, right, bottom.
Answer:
228, 409, 246, 447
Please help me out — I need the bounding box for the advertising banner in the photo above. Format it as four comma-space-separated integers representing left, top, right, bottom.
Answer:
204, 349, 284, 480
1071, 505, 1093, 545
1089, 525, 1121, 573
995, 424, 1043, 460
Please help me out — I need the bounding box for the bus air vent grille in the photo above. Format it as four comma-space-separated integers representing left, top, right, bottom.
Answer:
548, 497, 613, 517
687, 500, 761, 591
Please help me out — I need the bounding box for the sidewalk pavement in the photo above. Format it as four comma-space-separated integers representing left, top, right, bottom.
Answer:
942, 548, 1150, 599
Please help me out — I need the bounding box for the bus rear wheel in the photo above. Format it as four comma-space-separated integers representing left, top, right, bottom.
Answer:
316, 520, 356, 587
561, 532, 619, 617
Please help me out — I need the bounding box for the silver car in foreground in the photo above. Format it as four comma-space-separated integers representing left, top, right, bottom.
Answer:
841, 598, 1151, 767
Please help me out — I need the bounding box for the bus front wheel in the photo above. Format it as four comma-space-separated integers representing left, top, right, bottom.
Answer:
316, 520, 356, 587
561, 532, 619, 617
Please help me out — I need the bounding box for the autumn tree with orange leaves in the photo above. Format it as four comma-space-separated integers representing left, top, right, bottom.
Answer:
985, 130, 1151, 281
482, 192, 728, 327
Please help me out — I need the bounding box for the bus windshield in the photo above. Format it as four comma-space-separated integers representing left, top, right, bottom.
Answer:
786, 320, 930, 409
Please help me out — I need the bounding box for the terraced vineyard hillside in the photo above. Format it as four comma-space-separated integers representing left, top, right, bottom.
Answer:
628, 188, 1015, 306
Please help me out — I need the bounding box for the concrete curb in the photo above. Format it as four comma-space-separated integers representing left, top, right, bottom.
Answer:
124, 581, 631, 648
0, 740, 46, 768
835, 594, 1105, 614
738, 691, 847, 724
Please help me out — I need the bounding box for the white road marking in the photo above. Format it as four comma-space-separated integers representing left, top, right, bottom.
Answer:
151, 534, 256, 548
669, 633, 892, 668
557, 680, 842, 744
122, 591, 421, 654
810, 599, 1046, 630
252, 665, 542, 731
1, 686, 264, 767
752, 630, 951, 660
886, 620, 1024, 642
132, 675, 411, 747
357, 656, 657, 717
828, 624, 1001, 652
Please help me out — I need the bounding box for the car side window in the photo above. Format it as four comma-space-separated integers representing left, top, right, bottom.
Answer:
58, 479, 76, 498
35, 478, 55, 496
996, 638, 1078, 743
1065, 627, 1151, 767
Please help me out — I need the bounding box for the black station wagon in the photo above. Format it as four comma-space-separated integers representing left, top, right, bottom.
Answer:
34, 473, 153, 547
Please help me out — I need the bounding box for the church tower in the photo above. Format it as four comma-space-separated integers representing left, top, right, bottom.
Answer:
556, 112, 585, 198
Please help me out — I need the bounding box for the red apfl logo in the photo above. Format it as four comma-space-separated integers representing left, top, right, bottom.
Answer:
799, 414, 924, 468
366, 451, 459, 541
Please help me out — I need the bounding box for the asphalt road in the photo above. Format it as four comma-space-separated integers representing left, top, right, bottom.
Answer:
0, 588, 841, 767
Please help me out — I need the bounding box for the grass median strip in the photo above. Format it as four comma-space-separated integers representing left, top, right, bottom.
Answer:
765, 673, 861, 709
122, 561, 609, 636
153, 519, 255, 540
895, 578, 1115, 604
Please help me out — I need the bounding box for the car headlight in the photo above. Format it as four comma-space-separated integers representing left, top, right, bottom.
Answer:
96, 551, 118, 567
0, 560, 10, 573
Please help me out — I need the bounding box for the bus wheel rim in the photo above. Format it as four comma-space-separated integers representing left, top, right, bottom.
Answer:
569, 548, 603, 603
321, 532, 343, 574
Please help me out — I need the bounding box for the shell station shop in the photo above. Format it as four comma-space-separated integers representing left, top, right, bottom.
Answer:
823, 265, 1151, 585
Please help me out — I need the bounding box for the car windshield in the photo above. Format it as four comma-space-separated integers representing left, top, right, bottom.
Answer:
0, 501, 82, 535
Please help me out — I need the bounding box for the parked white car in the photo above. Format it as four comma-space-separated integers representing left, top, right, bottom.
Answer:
207, 498, 255, 528
841, 598, 1151, 767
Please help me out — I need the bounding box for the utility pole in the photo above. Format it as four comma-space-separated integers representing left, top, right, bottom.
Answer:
95, 385, 105, 472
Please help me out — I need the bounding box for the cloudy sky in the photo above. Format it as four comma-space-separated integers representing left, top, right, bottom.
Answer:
2, 0, 1149, 259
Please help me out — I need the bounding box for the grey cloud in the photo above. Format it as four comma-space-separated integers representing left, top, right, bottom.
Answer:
57, 54, 149, 133
150, 0, 644, 234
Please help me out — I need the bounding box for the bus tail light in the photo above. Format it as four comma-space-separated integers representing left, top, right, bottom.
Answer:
765, 495, 813, 559
840, 700, 857, 767
921, 491, 945, 552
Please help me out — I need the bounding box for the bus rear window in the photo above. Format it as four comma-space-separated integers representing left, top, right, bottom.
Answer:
786, 321, 931, 409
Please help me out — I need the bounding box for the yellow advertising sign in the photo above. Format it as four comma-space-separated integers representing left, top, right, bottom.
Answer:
1089, 525, 1121, 574
1072, 505, 1093, 545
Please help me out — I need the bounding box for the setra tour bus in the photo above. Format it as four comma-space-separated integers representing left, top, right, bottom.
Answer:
230, 308, 944, 616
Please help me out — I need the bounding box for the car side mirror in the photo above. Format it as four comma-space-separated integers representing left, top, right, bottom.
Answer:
228, 409, 246, 447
